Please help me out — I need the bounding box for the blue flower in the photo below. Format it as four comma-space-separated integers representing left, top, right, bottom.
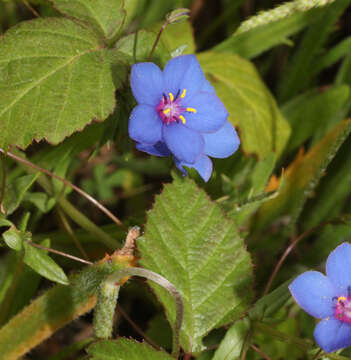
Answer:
289, 243, 351, 353
128, 54, 240, 182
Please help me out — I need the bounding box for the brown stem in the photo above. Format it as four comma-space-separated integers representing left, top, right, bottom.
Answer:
263, 221, 330, 296
117, 306, 161, 351
57, 208, 90, 261
240, 329, 252, 360
0, 149, 126, 231
22, 0, 40, 17
250, 344, 271, 360
25, 239, 93, 265
0, 151, 6, 210
147, 20, 169, 61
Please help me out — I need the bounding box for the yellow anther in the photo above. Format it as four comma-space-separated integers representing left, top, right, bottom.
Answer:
180, 89, 186, 98
179, 115, 186, 124
168, 92, 174, 102
186, 107, 197, 114
338, 296, 347, 302
163, 108, 170, 115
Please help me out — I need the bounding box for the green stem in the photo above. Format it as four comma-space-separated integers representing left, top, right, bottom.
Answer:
105, 267, 184, 359
93, 281, 120, 339
58, 197, 119, 250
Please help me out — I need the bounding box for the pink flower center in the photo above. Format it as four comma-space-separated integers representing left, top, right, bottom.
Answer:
156, 89, 197, 125
335, 296, 351, 324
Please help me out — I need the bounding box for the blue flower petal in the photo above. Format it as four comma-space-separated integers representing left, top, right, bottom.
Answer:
314, 318, 351, 353
175, 155, 213, 182
201, 80, 215, 94
289, 271, 336, 319
182, 92, 228, 133
136, 141, 171, 157
129, 105, 162, 145
162, 123, 204, 164
203, 121, 240, 158
163, 55, 205, 100
131, 63, 164, 106
326, 243, 351, 294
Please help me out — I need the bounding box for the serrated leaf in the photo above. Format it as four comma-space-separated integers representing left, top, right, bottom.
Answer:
23, 239, 69, 285
87, 339, 173, 360
198, 52, 291, 158
138, 176, 254, 352
255, 120, 351, 229
0, 18, 116, 149
212, 318, 250, 360
2, 227, 24, 251
50, 0, 125, 41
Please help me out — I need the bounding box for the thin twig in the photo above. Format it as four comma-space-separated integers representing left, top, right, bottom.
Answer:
117, 306, 161, 350
22, 0, 40, 17
57, 208, 90, 261
250, 344, 271, 360
147, 20, 169, 61
263, 222, 329, 296
26, 239, 93, 265
240, 329, 252, 360
0, 149, 126, 231
133, 30, 138, 63
0, 152, 6, 210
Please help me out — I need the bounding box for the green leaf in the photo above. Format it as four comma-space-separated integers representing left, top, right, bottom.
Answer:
116, 30, 170, 64
249, 279, 291, 321
87, 338, 173, 359
301, 136, 351, 229
213, 8, 324, 59
138, 176, 254, 352
255, 120, 351, 230
50, 0, 125, 41
23, 239, 69, 285
149, 20, 195, 56
226, 153, 278, 226
2, 174, 39, 215
0, 18, 116, 149
212, 318, 250, 360
2, 227, 24, 251
0, 260, 118, 359
0, 213, 13, 228
23, 192, 56, 213
198, 52, 291, 158
278, 0, 351, 102
282, 85, 350, 153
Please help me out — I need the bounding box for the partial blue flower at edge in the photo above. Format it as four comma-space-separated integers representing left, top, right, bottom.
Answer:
289, 242, 351, 353
128, 54, 240, 182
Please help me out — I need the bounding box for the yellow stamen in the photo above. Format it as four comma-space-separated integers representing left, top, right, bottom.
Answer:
168, 92, 174, 102
180, 89, 186, 98
179, 115, 186, 124
186, 107, 197, 114
163, 108, 170, 115
338, 296, 347, 302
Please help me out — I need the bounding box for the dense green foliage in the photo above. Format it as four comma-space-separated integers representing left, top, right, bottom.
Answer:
0, 0, 351, 359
